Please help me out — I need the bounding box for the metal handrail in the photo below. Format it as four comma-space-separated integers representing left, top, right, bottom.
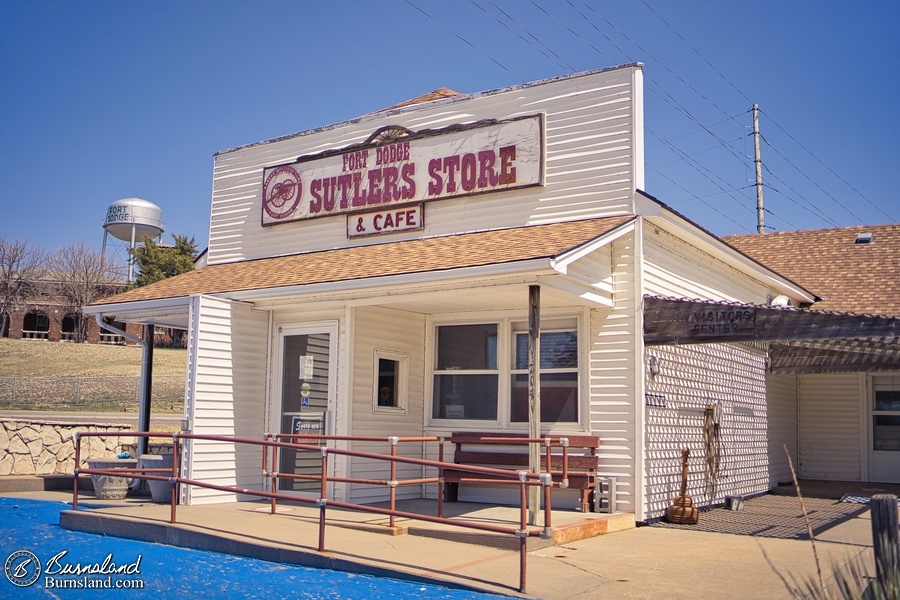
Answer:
71, 431, 571, 594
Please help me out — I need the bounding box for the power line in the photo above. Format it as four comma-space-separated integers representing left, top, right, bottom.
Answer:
762, 173, 843, 229
403, 0, 523, 83
647, 126, 756, 217
639, 0, 752, 105
646, 163, 749, 231
526, 0, 617, 65
638, 2, 892, 226
468, 0, 573, 73
580, 1, 744, 125
650, 137, 744, 168
482, 0, 577, 73
761, 109, 896, 224
761, 136, 868, 226
645, 113, 748, 151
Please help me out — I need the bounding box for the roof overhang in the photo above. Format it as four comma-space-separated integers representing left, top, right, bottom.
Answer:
635, 191, 819, 304
644, 295, 900, 374
82, 296, 193, 329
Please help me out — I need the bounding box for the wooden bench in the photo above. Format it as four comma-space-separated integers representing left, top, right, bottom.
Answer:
441, 431, 603, 512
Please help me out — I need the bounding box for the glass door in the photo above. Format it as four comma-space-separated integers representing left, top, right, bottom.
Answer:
276, 325, 335, 494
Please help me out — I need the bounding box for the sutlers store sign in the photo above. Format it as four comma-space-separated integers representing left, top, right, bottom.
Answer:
261, 115, 543, 227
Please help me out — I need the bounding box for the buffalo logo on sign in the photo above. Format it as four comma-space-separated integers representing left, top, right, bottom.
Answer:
263, 165, 302, 220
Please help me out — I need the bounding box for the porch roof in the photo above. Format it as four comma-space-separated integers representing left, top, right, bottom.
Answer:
643, 295, 900, 374
89, 216, 635, 307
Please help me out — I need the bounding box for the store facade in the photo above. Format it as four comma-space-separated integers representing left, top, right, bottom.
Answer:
86, 64, 897, 521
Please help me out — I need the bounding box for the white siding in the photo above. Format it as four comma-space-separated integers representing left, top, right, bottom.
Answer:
188, 296, 269, 505
348, 306, 427, 504
643, 227, 773, 304
767, 373, 798, 486
643, 343, 769, 519
208, 67, 640, 265
565, 244, 615, 298
798, 373, 863, 481
587, 233, 640, 516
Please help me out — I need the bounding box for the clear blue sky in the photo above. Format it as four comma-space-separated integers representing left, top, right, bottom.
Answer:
2, 1, 897, 254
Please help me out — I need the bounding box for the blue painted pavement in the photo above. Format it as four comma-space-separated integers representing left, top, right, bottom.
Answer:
0, 498, 506, 599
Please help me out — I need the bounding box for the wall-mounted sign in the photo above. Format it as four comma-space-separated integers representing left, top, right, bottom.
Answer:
347, 204, 424, 238
688, 308, 756, 337
645, 394, 667, 408
291, 414, 326, 441
261, 114, 544, 226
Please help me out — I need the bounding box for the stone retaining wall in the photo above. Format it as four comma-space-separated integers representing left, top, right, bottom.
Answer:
0, 419, 137, 476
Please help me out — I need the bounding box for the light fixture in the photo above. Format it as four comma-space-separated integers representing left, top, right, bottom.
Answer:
768, 295, 792, 307
648, 355, 661, 377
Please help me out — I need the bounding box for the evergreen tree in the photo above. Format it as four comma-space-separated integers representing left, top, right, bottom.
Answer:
130, 234, 198, 287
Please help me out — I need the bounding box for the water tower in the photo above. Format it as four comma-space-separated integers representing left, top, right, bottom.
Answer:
101, 197, 165, 282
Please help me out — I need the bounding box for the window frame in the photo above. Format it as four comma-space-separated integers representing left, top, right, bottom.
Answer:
431, 322, 501, 424
426, 311, 587, 431
372, 349, 409, 414
509, 327, 580, 425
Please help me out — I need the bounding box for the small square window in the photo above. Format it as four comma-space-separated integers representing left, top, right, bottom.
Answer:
378, 358, 399, 407
374, 350, 407, 413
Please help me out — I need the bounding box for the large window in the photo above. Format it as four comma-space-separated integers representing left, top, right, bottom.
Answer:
510, 331, 579, 423
431, 319, 580, 426
432, 324, 498, 420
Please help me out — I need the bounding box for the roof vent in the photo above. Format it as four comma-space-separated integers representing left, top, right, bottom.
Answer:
855, 232, 874, 245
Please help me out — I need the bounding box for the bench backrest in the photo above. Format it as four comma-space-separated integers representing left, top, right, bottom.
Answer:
448, 431, 600, 472
448, 431, 600, 450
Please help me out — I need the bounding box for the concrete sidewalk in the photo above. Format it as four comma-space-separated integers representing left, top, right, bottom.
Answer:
2, 488, 881, 599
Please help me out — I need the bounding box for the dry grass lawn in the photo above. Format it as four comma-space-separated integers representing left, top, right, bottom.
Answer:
0, 338, 187, 377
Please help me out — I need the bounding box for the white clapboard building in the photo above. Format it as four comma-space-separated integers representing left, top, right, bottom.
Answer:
85, 64, 900, 521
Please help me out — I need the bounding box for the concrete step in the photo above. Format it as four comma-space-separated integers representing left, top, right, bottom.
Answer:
0, 475, 91, 493
406, 511, 635, 550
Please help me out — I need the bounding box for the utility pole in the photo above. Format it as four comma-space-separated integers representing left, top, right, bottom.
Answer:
753, 104, 765, 234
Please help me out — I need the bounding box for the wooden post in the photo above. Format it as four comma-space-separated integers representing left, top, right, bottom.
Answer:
753, 104, 765, 234
528, 285, 541, 525
871, 494, 899, 589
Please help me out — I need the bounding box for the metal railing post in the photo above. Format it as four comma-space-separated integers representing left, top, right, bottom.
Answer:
437, 437, 445, 518
170, 434, 180, 524
72, 432, 81, 510
518, 471, 528, 594
318, 447, 328, 552
389, 436, 399, 528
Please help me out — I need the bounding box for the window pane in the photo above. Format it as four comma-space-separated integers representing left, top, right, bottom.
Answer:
377, 358, 399, 407
437, 324, 497, 370
874, 415, 900, 451
876, 391, 900, 412
432, 374, 498, 420
510, 372, 578, 423
515, 331, 577, 369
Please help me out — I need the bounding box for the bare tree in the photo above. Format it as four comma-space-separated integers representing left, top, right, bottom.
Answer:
51, 242, 123, 342
0, 236, 47, 337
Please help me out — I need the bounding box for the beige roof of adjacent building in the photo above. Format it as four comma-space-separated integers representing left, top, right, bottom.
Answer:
91, 216, 635, 306
724, 223, 900, 316
376, 88, 462, 112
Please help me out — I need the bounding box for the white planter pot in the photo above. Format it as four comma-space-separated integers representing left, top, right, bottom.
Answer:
139, 454, 175, 503
87, 459, 138, 500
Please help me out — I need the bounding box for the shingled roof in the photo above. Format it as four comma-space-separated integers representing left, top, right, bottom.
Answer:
376, 87, 462, 113
91, 216, 635, 306
724, 223, 900, 316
